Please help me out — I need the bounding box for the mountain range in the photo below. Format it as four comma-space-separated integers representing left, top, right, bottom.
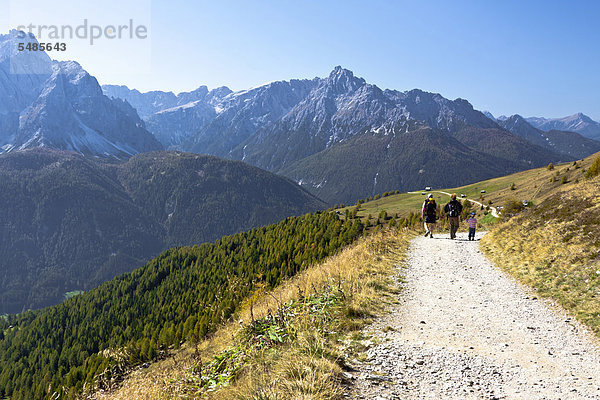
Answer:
526, 113, 600, 141
1, 27, 600, 400
3, 29, 600, 204
486, 111, 600, 143
0, 149, 324, 314
497, 114, 600, 159
0, 30, 162, 158
106, 67, 598, 203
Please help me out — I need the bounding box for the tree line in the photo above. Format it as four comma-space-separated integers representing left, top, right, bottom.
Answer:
0, 212, 364, 399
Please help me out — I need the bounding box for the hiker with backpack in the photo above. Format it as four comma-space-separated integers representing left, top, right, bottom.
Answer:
422, 194, 439, 238
444, 193, 463, 240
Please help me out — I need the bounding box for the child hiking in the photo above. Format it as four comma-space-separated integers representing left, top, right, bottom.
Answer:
466, 212, 477, 241
422, 194, 439, 238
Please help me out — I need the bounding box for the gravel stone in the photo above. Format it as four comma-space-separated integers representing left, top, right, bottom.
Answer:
349, 232, 600, 399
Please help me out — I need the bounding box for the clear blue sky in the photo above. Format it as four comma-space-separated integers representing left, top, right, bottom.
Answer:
4, 0, 600, 120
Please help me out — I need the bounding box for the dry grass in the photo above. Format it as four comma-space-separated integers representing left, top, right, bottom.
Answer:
481, 175, 600, 336
91, 229, 411, 400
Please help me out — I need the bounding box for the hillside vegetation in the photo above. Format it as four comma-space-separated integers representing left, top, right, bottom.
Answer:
92, 230, 411, 399
0, 212, 362, 399
94, 155, 600, 399
0, 149, 325, 314
481, 167, 600, 336
95, 153, 600, 400
339, 152, 600, 228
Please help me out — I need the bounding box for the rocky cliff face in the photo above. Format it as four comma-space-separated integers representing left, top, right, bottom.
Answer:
235, 67, 515, 172
0, 30, 162, 157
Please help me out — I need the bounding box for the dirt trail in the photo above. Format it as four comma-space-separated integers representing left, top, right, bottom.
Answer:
350, 232, 600, 399
437, 191, 500, 218
408, 191, 499, 217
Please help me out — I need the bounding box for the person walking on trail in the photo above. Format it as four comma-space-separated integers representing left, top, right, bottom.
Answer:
444, 193, 463, 240
466, 212, 477, 241
422, 194, 439, 238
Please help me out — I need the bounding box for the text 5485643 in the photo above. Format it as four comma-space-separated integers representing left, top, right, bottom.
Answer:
18, 42, 67, 52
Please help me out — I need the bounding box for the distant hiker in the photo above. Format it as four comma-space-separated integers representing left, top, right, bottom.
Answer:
422, 194, 439, 238
444, 193, 463, 240
466, 212, 477, 241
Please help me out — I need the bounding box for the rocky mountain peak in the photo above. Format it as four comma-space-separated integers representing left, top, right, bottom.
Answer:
505, 114, 526, 123
569, 112, 593, 123
526, 113, 600, 141
0, 30, 52, 75
176, 85, 209, 105
482, 111, 496, 121
326, 66, 366, 93
207, 86, 233, 102
0, 32, 162, 157
500, 115, 541, 138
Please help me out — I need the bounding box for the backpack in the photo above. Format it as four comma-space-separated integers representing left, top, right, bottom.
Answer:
447, 200, 460, 217
425, 200, 437, 216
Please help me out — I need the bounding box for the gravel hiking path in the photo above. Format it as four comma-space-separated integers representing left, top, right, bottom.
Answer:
349, 232, 600, 400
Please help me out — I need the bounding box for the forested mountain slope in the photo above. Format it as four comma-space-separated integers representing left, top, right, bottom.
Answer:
0, 212, 363, 399
280, 122, 560, 204
0, 149, 325, 313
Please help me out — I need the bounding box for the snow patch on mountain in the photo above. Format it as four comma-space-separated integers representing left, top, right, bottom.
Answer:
0, 32, 162, 158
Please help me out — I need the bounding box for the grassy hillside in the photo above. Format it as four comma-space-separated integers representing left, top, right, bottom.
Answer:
338, 152, 599, 227
91, 230, 411, 400
0, 212, 363, 399
481, 160, 600, 336
92, 153, 600, 400
435, 157, 593, 208
0, 149, 325, 314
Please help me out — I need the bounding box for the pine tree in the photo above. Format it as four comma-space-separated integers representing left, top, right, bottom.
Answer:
585, 156, 600, 178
